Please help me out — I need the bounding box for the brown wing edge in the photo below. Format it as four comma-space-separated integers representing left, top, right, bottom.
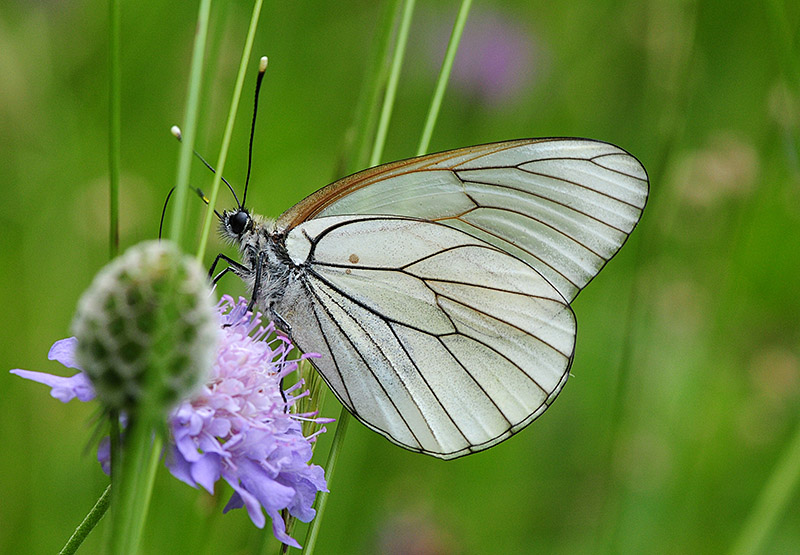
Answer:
276, 138, 556, 230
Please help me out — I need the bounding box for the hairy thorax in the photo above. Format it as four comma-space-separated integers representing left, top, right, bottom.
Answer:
221, 213, 293, 314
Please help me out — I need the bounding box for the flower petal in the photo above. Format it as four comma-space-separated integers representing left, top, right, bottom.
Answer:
236, 458, 296, 512
10, 369, 95, 403
223, 480, 266, 529
97, 437, 111, 475
165, 447, 198, 489
267, 508, 301, 549
190, 452, 221, 494
47, 337, 81, 369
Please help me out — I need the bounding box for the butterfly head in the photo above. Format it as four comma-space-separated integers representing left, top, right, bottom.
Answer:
220, 208, 254, 243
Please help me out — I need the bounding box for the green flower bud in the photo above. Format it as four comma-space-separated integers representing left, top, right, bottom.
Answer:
72, 241, 218, 416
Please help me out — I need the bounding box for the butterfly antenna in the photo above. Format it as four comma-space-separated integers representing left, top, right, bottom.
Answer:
193, 187, 222, 219
170, 125, 242, 208
158, 187, 175, 240
242, 56, 269, 209
159, 186, 221, 239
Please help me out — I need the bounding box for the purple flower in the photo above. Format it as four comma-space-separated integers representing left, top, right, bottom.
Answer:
427, 9, 547, 107
11, 338, 96, 403
11, 296, 332, 548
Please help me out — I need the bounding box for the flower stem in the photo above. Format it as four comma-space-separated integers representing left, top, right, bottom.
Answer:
301, 408, 350, 555
108, 420, 164, 555
765, 0, 800, 166
416, 0, 473, 156
58, 485, 111, 555
108, 0, 120, 259
302, 2, 472, 551
196, 0, 264, 262
105, 3, 212, 553
369, 0, 417, 166
347, 1, 404, 174
301, 2, 419, 551
729, 419, 800, 555
169, 0, 212, 249
106, 0, 125, 535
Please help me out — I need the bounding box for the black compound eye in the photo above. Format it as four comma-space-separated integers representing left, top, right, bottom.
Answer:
229, 210, 250, 235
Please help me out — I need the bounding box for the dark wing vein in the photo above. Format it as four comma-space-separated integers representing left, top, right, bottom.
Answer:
431, 218, 581, 291
589, 153, 650, 182
309, 253, 567, 338
304, 287, 354, 409
455, 175, 633, 235
450, 199, 611, 261
308, 262, 561, 397
384, 322, 472, 446
451, 158, 644, 209
433, 337, 513, 428
433, 284, 571, 358
303, 276, 429, 448
519, 154, 648, 184
514, 165, 645, 209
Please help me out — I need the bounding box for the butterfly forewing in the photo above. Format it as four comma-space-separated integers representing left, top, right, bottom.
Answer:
275, 216, 576, 459
277, 138, 648, 302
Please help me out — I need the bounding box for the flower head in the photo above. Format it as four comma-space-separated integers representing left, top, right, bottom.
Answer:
166, 296, 330, 547
11, 296, 331, 548
71, 240, 219, 415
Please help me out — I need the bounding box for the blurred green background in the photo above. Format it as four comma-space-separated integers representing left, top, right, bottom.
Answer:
2, 0, 799, 553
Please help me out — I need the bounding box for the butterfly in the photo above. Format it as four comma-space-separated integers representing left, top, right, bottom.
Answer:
210, 137, 648, 459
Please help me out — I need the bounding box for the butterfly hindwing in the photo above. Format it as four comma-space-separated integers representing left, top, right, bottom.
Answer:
275, 216, 576, 459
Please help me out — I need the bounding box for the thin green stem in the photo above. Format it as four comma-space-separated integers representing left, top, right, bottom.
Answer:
108, 0, 120, 259
301, 408, 350, 555
301, 3, 470, 550
765, 0, 800, 166
727, 9, 800, 553
729, 420, 800, 555
347, 0, 403, 174
416, 0, 472, 156
196, 0, 264, 261
369, 0, 417, 167
59, 485, 111, 555
131, 433, 163, 548
169, 0, 213, 249
300, 4, 418, 550
108, 420, 163, 555
104, 4, 213, 552
108, 409, 121, 542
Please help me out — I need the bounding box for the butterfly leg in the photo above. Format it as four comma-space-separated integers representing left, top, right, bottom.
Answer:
208, 253, 249, 283
246, 250, 267, 313
209, 254, 251, 329
269, 308, 292, 337
266, 307, 293, 412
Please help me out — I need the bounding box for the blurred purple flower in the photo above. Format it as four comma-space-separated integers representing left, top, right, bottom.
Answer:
430, 9, 547, 107
11, 296, 332, 549
11, 337, 96, 402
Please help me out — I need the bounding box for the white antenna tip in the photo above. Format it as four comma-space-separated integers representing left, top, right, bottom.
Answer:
259, 56, 268, 72
170, 125, 182, 140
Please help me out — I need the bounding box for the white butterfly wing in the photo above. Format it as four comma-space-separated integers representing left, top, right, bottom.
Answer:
278, 138, 648, 302
275, 216, 576, 459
